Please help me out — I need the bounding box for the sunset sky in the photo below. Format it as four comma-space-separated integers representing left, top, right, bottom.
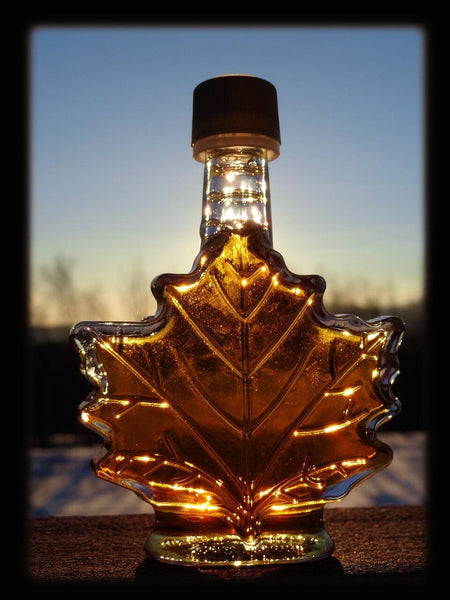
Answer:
30, 25, 424, 325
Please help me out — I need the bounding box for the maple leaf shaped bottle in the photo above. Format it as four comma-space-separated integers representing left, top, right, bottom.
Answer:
71, 74, 404, 567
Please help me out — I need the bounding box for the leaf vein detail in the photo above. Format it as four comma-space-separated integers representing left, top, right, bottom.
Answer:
249, 292, 315, 377
169, 294, 244, 378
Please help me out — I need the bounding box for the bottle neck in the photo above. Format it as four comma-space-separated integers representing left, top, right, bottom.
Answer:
200, 147, 273, 247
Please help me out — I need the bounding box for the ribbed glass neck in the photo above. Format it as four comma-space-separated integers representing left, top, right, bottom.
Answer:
200, 147, 273, 247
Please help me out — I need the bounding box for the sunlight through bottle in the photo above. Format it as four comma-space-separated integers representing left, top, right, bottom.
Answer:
71, 74, 404, 567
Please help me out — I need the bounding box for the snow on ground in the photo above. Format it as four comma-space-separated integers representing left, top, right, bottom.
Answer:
28, 431, 426, 518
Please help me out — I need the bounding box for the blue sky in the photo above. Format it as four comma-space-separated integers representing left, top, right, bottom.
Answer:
30, 25, 424, 324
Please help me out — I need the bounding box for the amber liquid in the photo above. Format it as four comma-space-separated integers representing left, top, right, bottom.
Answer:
72, 223, 403, 566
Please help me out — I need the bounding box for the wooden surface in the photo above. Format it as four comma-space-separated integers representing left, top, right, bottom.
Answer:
26, 506, 428, 586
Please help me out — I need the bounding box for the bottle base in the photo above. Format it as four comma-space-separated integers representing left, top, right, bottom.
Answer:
145, 529, 334, 567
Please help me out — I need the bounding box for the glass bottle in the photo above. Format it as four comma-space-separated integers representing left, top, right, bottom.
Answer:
71, 75, 404, 567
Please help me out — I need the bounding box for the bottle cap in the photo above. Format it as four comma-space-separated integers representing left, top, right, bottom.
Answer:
191, 74, 281, 162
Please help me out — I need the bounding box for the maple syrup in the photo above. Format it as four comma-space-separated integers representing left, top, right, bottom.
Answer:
71, 75, 404, 566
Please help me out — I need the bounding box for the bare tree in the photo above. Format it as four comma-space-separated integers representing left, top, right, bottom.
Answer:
32, 255, 111, 326
40, 256, 77, 323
